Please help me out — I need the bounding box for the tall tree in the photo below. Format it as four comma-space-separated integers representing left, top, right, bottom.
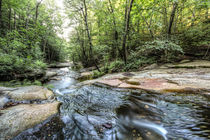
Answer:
122, 0, 134, 64
82, 0, 100, 71
0, 0, 2, 32
35, 0, 43, 23
168, 2, 178, 35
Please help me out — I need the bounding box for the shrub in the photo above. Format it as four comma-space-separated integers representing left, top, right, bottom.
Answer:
140, 39, 184, 62
108, 60, 125, 73
125, 56, 155, 71
92, 70, 106, 79
180, 21, 210, 47
32, 60, 47, 70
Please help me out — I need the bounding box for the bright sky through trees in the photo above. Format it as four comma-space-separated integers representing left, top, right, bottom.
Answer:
54, 0, 71, 41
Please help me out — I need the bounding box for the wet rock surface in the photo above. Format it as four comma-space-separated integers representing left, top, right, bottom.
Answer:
0, 86, 60, 139
78, 71, 94, 81
6, 86, 54, 101
13, 114, 64, 140
0, 102, 60, 139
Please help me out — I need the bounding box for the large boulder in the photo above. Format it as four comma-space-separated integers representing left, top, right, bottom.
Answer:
6, 86, 54, 101
78, 72, 94, 81
45, 71, 57, 78
41, 70, 58, 82
0, 102, 60, 139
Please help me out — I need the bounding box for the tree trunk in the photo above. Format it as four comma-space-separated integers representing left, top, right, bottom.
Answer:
141, 15, 154, 39
108, 0, 118, 58
122, 0, 134, 64
8, 8, 12, 31
35, 0, 43, 23
82, 0, 100, 72
76, 29, 88, 65
162, 0, 168, 34
14, 11, 16, 30
0, 0, 2, 31
168, 2, 178, 35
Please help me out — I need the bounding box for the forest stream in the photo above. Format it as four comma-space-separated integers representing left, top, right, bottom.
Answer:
13, 66, 210, 140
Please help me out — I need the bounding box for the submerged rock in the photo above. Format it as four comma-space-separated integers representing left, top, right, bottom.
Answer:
7, 86, 54, 101
0, 102, 60, 139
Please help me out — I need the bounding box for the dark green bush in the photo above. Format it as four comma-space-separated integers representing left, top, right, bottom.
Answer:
180, 21, 210, 47
139, 39, 183, 62
108, 60, 125, 73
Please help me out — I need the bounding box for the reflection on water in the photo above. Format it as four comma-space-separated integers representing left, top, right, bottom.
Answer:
47, 67, 78, 90
57, 84, 210, 140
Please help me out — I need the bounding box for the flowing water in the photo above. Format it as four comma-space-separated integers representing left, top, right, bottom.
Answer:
14, 67, 210, 140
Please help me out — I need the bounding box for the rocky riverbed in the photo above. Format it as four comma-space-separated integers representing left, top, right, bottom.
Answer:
0, 60, 210, 140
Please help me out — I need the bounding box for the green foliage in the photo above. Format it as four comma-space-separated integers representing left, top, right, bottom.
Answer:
140, 39, 184, 62
0, 0, 67, 81
180, 21, 210, 47
108, 60, 125, 73
66, 0, 208, 71
0, 30, 47, 78
32, 60, 47, 70
126, 55, 156, 71
92, 70, 106, 79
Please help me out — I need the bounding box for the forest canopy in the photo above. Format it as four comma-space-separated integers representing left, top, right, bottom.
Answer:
0, 0, 67, 80
65, 0, 209, 73
0, 0, 209, 80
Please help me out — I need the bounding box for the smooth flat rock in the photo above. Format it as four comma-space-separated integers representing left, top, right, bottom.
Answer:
7, 86, 54, 101
82, 60, 210, 94
0, 102, 60, 139
119, 78, 188, 93
98, 79, 123, 87
98, 78, 187, 93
